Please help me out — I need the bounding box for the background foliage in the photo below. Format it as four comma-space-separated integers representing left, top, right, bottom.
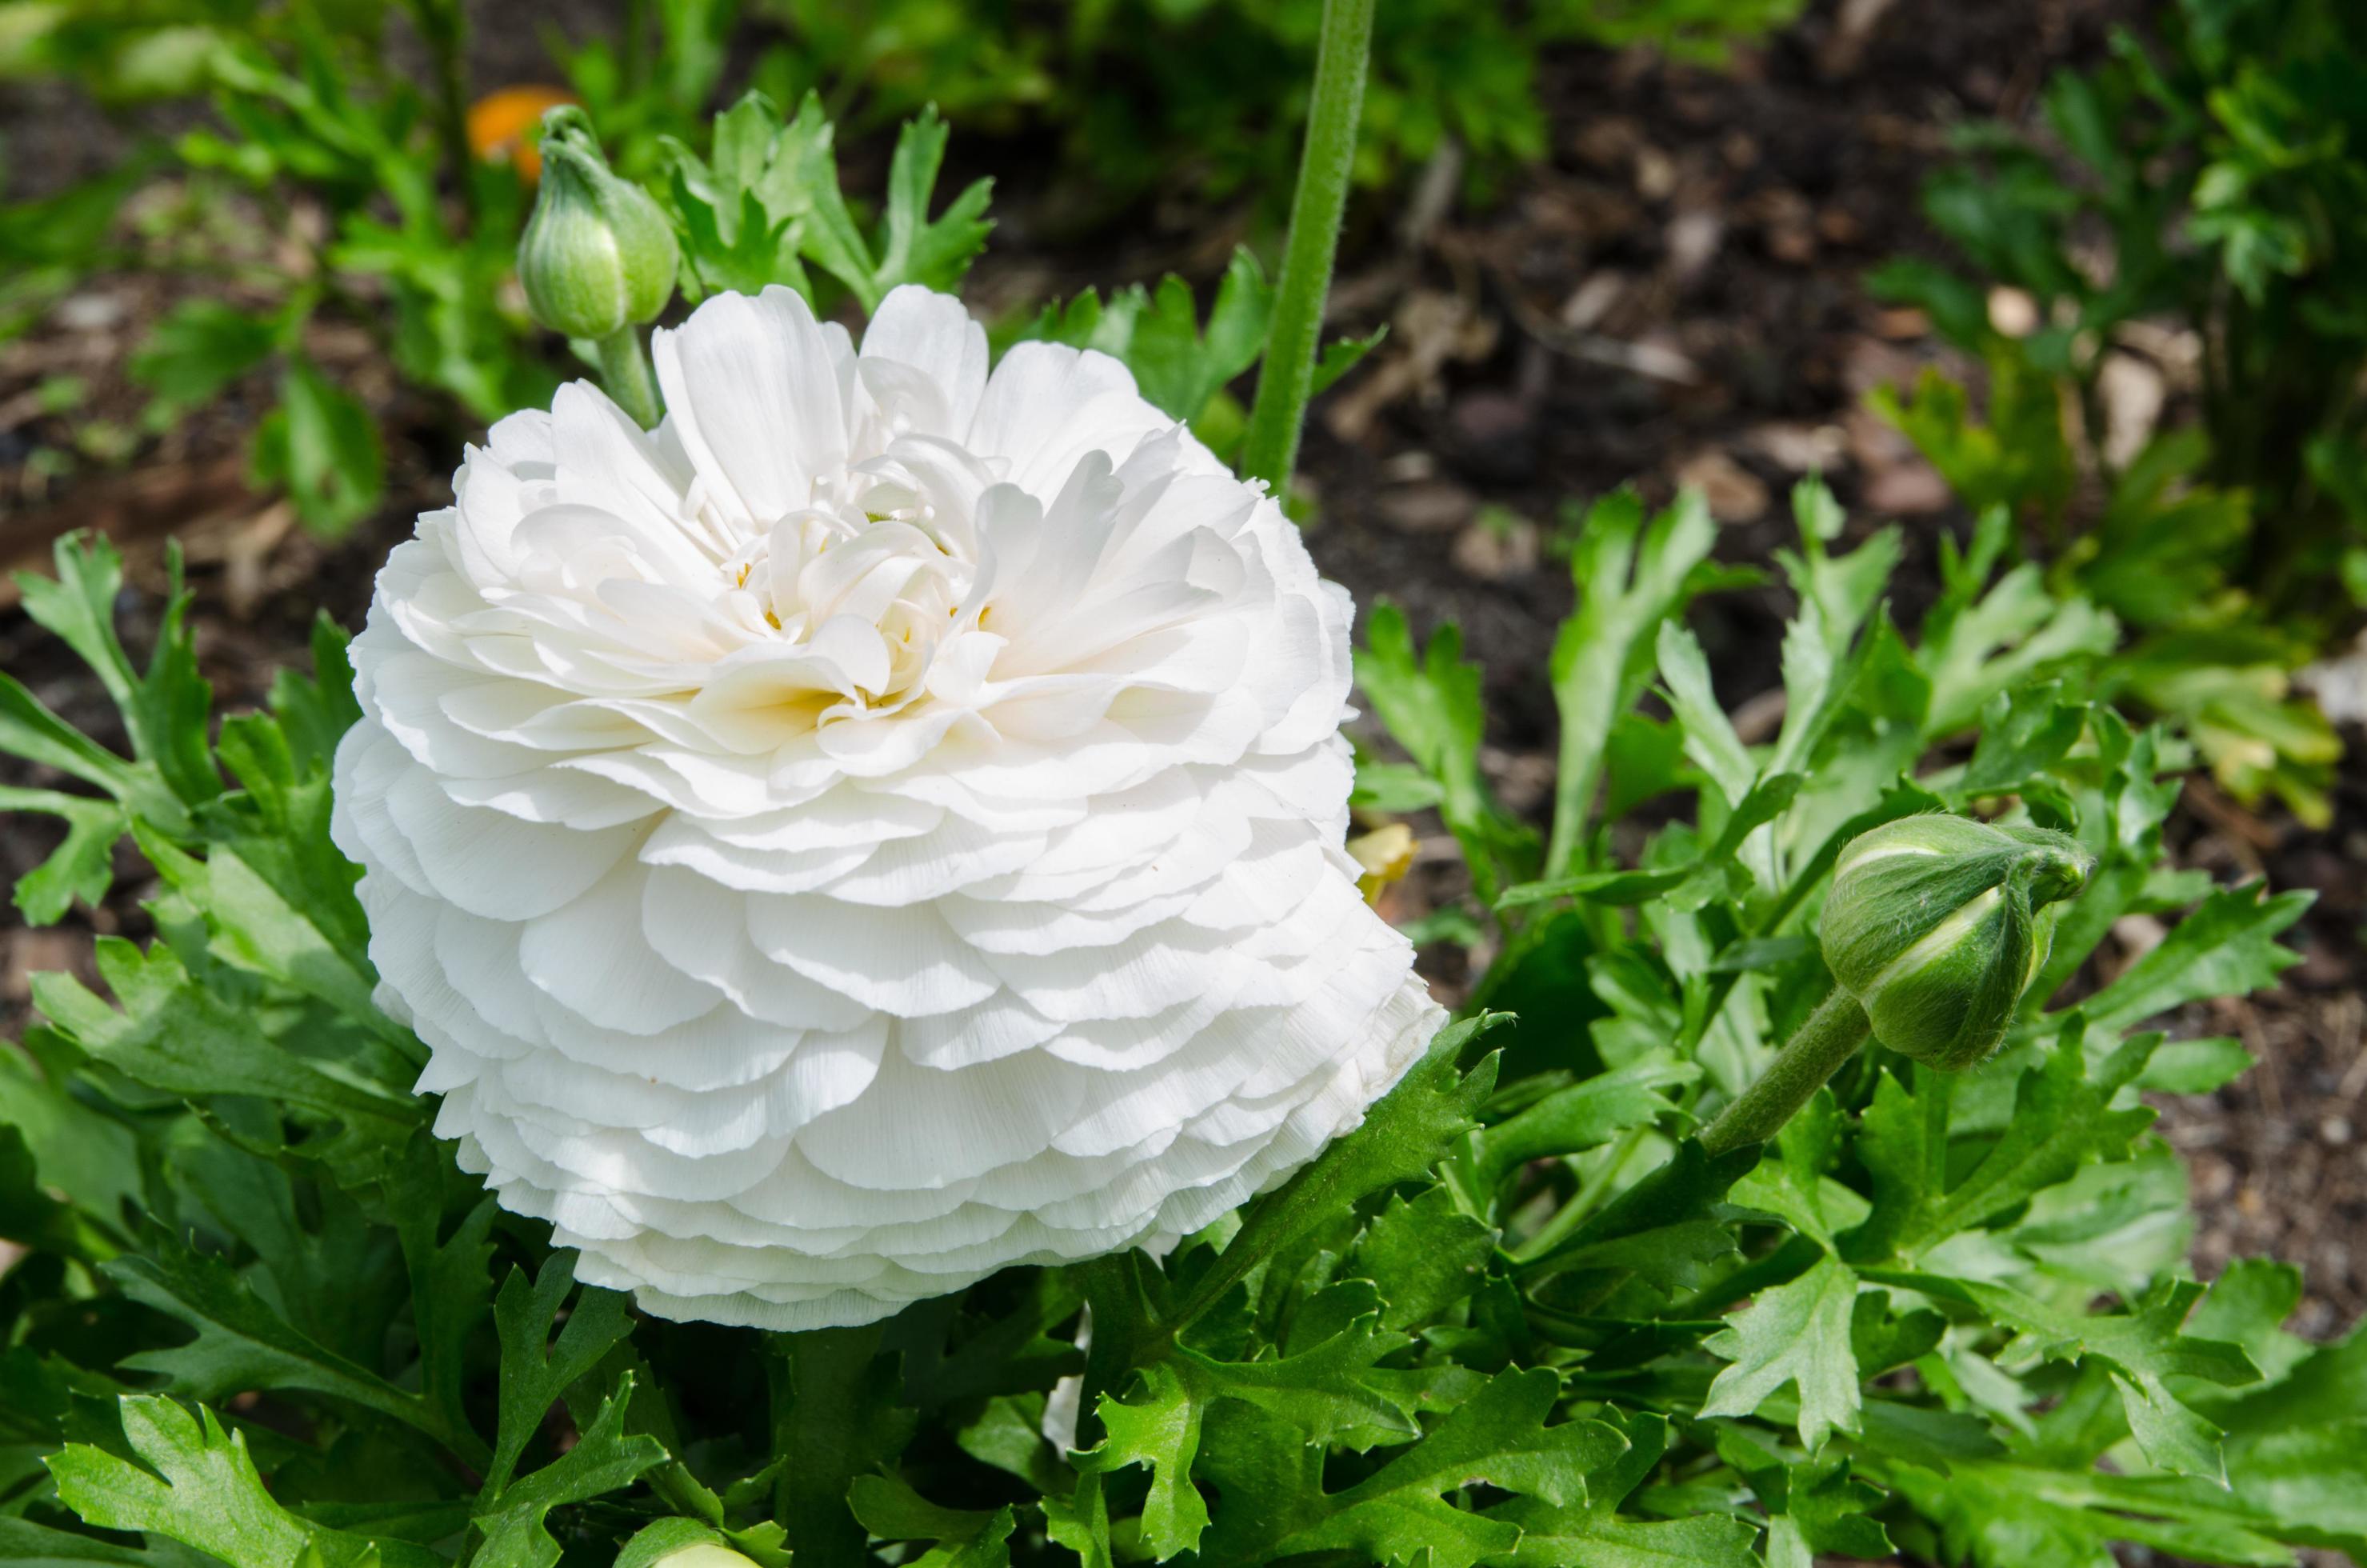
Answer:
0, 474, 2356, 1563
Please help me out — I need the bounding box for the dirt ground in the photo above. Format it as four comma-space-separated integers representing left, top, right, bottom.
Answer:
2, 0, 2361, 1416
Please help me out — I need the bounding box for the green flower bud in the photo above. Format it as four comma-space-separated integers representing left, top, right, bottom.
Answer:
648, 1546, 760, 1568
518, 106, 678, 341
614, 1519, 761, 1568
1820, 814, 2093, 1072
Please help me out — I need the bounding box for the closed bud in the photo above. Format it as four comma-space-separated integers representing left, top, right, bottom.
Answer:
518, 106, 677, 340
616, 1521, 762, 1568
1820, 814, 2093, 1072
648, 1547, 759, 1568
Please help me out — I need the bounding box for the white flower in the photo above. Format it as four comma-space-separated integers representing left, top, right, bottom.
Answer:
330, 284, 1444, 1330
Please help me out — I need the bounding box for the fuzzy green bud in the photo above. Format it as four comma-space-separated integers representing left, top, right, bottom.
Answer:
518, 106, 678, 341
1820, 814, 2093, 1072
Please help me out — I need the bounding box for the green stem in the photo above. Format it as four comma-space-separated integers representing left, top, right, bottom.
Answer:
767, 1325, 889, 1568
1238, 0, 1374, 495
1070, 1251, 1168, 1450
406, 0, 478, 228
1508, 1124, 1652, 1264
1698, 989, 1873, 1157
596, 325, 663, 429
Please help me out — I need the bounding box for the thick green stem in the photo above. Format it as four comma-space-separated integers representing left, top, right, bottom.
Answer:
767, 1324, 894, 1568
1699, 990, 1873, 1157
1239, 0, 1374, 494
596, 325, 663, 429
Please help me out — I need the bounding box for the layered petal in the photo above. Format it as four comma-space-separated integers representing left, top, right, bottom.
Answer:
330, 284, 1444, 1329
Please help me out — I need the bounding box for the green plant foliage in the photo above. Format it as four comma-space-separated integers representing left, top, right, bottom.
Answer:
1867, 0, 2364, 819
0, 475, 2353, 1566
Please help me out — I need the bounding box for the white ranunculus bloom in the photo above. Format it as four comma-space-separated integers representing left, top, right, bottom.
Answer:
330, 284, 1444, 1329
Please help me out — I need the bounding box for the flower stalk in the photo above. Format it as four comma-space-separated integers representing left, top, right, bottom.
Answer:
1239, 0, 1375, 494
596, 324, 663, 429
1698, 989, 1873, 1156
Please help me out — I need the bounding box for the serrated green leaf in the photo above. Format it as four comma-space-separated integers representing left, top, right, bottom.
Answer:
1074, 1362, 1209, 1559
486, 1253, 635, 1494
1473, 1057, 1698, 1188
1270, 1369, 1624, 1568
49, 1396, 440, 1568
2077, 884, 2311, 1034
30, 938, 420, 1168
1175, 1015, 1504, 1326
472, 1374, 668, 1568
1357, 608, 1534, 903
0, 787, 126, 926
1346, 1184, 1498, 1330
1851, 1030, 2159, 1262
872, 104, 993, 302
1700, 1254, 1863, 1450
101, 1230, 470, 1458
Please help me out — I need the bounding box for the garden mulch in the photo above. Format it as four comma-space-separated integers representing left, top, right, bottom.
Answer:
2, 0, 2361, 1492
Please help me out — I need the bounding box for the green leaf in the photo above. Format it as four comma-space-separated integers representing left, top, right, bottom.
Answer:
49, 1396, 441, 1568
2077, 884, 2310, 1034
1174, 1015, 1505, 1326
0, 1518, 148, 1566
31, 938, 419, 1144
1957, 683, 2089, 798
1075, 1362, 1209, 1559
252, 357, 384, 536
1914, 509, 2120, 735
1126, 250, 1273, 424
1040, 1473, 1113, 1568
1850, 1030, 2158, 1262
130, 300, 282, 422
871, 104, 994, 302
472, 1374, 669, 1568
0, 786, 126, 926
1483, 1506, 1761, 1567
15, 533, 218, 818
1700, 1254, 1863, 1450
1887, 1454, 2302, 1568
1473, 1057, 1698, 1188
847, 1471, 1008, 1555
1873, 1272, 2257, 1479
2135, 1036, 2255, 1094
1269, 1369, 1625, 1568
1543, 487, 1721, 874
1345, 1183, 1498, 1330
102, 1230, 471, 1458
1356, 608, 1534, 902
1655, 621, 1754, 806
486, 1253, 635, 1494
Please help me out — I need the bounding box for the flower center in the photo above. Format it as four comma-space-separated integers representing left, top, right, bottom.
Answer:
719, 470, 981, 713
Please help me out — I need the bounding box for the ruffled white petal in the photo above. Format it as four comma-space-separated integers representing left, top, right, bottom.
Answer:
330, 285, 1443, 1329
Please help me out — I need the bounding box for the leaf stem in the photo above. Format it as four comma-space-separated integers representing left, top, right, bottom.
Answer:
1699, 989, 1873, 1156
1239, 0, 1374, 494
406, 0, 479, 229
596, 325, 663, 429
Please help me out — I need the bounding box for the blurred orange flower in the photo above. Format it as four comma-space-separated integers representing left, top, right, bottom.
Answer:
467, 86, 577, 182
